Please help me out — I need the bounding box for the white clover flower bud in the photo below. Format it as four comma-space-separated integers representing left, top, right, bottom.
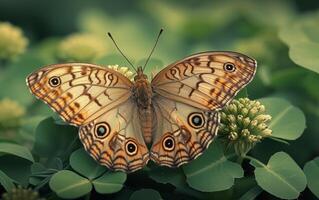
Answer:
227, 114, 236, 123
250, 119, 258, 127
57, 34, 107, 62
0, 22, 28, 61
241, 129, 250, 137
107, 65, 134, 80
218, 98, 273, 156
0, 98, 25, 129
119, 67, 129, 74
228, 131, 238, 140
262, 129, 272, 136
249, 107, 258, 116
243, 117, 251, 127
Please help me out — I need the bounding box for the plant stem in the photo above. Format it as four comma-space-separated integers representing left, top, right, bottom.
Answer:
244, 155, 267, 168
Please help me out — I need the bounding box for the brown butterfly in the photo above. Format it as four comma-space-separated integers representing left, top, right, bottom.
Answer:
26, 31, 257, 173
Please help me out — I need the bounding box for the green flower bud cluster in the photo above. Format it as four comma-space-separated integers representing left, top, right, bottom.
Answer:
107, 65, 134, 80
57, 34, 107, 62
0, 98, 25, 129
218, 98, 272, 156
0, 22, 28, 61
1, 186, 45, 200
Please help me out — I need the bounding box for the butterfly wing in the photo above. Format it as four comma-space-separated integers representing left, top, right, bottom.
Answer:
27, 63, 149, 172
79, 99, 149, 172
150, 96, 219, 167
150, 51, 256, 167
152, 51, 257, 110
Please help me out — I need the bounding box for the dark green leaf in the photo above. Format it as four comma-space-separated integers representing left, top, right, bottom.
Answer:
129, 189, 162, 200
33, 117, 79, 158
238, 186, 263, 200
0, 155, 32, 186
149, 167, 185, 188
70, 148, 106, 180
0, 169, 15, 192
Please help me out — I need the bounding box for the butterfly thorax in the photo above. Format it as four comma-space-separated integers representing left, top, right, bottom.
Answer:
133, 66, 152, 109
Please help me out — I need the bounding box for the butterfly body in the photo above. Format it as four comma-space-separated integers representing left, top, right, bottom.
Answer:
27, 51, 257, 173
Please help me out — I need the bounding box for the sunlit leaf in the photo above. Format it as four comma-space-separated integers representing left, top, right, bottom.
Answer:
279, 12, 319, 74
258, 97, 306, 140
70, 148, 106, 180
183, 141, 243, 192
92, 171, 126, 194
250, 152, 307, 199
289, 42, 319, 74
303, 157, 319, 198
49, 170, 92, 199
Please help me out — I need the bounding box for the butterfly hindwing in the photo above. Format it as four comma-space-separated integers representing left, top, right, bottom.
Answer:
79, 99, 149, 172
152, 51, 257, 110
150, 96, 219, 167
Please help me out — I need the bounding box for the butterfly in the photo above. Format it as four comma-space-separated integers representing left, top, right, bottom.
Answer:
26, 32, 256, 173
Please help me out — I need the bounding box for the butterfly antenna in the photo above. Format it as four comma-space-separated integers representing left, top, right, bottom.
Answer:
107, 32, 137, 72
142, 29, 163, 71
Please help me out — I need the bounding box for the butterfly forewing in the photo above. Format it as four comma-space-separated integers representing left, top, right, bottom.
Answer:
27, 63, 133, 126
152, 51, 257, 111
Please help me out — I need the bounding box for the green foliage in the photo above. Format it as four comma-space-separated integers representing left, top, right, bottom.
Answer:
183, 141, 243, 192
0, 143, 34, 162
92, 172, 126, 194
70, 149, 106, 180
303, 157, 319, 198
249, 152, 307, 199
129, 189, 163, 200
279, 11, 319, 74
0, 0, 318, 199
49, 147, 126, 198
258, 97, 306, 140
49, 170, 92, 199
0, 170, 15, 192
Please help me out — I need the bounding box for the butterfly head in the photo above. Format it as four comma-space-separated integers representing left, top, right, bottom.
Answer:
134, 66, 148, 81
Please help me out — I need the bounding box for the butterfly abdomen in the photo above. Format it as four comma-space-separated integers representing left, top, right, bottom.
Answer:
138, 106, 153, 144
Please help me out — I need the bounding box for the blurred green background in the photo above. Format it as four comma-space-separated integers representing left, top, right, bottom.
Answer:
0, 0, 319, 199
